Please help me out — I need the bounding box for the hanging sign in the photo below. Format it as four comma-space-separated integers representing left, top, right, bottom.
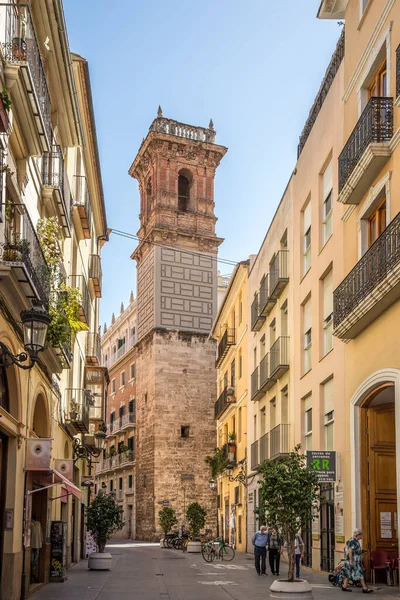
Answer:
54, 459, 73, 483
307, 451, 336, 482
26, 439, 51, 471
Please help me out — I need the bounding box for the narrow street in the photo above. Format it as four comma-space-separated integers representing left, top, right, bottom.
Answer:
31, 541, 400, 600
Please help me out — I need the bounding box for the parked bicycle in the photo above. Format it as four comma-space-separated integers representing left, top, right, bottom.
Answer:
201, 537, 235, 562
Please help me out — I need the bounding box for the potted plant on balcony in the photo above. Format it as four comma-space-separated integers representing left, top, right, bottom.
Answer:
227, 432, 237, 461
186, 502, 207, 553
69, 400, 79, 421
2, 232, 29, 262
205, 446, 229, 478
257, 446, 319, 597
86, 489, 123, 570
158, 506, 178, 547
0, 88, 11, 133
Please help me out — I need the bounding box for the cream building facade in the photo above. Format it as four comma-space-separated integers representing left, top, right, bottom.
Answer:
211, 261, 249, 552
0, 3, 107, 598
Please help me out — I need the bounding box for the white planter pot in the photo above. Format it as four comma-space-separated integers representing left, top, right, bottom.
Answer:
88, 552, 112, 570
270, 579, 313, 599
187, 541, 202, 553
160, 539, 164, 547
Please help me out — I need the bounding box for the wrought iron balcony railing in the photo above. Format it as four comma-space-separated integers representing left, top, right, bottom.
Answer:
0, 3, 51, 150
270, 424, 289, 459
65, 388, 90, 434
269, 251, 289, 299
73, 175, 92, 238
250, 440, 259, 471
86, 332, 101, 365
251, 366, 265, 402
338, 96, 393, 192
260, 432, 269, 463
270, 336, 289, 379
42, 145, 72, 235
69, 274, 90, 326
215, 387, 229, 419
251, 293, 265, 331
215, 328, 235, 367
89, 254, 102, 298
333, 211, 400, 337
259, 274, 276, 317
259, 353, 275, 392
0, 203, 50, 306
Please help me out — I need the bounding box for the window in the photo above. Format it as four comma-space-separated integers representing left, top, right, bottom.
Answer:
181, 425, 190, 438
119, 405, 125, 418
239, 349, 243, 379
270, 398, 276, 429
303, 297, 312, 374
304, 395, 312, 451
260, 407, 266, 436
368, 198, 386, 247
128, 474, 133, 489
109, 480, 114, 492
118, 337, 125, 349
128, 399, 135, 413
110, 411, 115, 423
361, 0, 369, 14
239, 293, 243, 324
131, 327, 136, 345
111, 379, 116, 394
119, 477, 123, 490
130, 363, 136, 380
230, 359, 236, 388
238, 407, 242, 442
128, 436, 134, 451
303, 201, 311, 275
269, 319, 276, 347
322, 160, 333, 245
260, 335, 266, 359
120, 371, 126, 387
253, 347, 257, 369
368, 60, 387, 97
118, 441, 124, 453
281, 301, 288, 337
223, 371, 228, 390
281, 386, 288, 423
323, 378, 334, 451
322, 270, 333, 356
178, 173, 190, 211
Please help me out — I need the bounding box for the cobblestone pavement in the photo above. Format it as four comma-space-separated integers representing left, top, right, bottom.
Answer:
31, 540, 400, 600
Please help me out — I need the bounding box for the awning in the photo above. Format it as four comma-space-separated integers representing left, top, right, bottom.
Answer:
52, 468, 82, 500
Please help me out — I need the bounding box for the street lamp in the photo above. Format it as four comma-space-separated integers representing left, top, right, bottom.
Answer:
0, 307, 51, 370
226, 463, 248, 487
209, 478, 216, 490
73, 424, 107, 461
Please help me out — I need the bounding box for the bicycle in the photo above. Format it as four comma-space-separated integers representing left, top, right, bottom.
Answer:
201, 537, 235, 562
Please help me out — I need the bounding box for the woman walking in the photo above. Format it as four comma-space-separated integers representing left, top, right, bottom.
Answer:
341, 528, 373, 593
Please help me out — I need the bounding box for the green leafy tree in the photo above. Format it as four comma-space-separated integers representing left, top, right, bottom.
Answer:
158, 506, 178, 536
86, 491, 123, 553
186, 502, 207, 539
257, 446, 319, 582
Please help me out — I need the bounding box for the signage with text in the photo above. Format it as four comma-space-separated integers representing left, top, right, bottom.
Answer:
307, 451, 336, 482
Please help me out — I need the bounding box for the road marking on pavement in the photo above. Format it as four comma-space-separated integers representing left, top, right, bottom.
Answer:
210, 564, 247, 570
198, 581, 238, 585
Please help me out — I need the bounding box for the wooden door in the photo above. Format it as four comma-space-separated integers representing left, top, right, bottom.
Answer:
362, 400, 397, 579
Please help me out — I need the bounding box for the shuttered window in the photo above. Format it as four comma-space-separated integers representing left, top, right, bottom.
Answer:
303, 201, 312, 274
303, 297, 312, 373
322, 160, 333, 245
323, 378, 334, 450
323, 270, 333, 355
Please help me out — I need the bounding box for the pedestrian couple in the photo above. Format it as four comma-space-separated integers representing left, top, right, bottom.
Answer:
251, 526, 282, 576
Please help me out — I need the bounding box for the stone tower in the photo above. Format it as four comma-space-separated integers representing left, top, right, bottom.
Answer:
129, 109, 227, 539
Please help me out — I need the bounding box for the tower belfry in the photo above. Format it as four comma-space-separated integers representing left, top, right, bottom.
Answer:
129, 111, 227, 539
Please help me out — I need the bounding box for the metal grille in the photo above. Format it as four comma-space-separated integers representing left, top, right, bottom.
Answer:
250, 440, 259, 471
269, 424, 289, 458
338, 96, 393, 192
269, 251, 289, 298
42, 145, 72, 230
333, 211, 400, 327
215, 328, 235, 367
270, 336, 289, 376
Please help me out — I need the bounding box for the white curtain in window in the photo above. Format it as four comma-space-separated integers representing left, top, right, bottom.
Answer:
323, 377, 334, 414
323, 270, 333, 320
303, 297, 312, 333
303, 201, 311, 233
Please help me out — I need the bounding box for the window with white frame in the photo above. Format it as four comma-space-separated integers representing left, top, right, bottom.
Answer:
120, 371, 125, 387
322, 269, 333, 356
304, 394, 312, 451
322, 160, 333, 245
111, 378, 116, 394
303, 297, 312, 374
130, 363, 136, 380
239, 348, 243, 379
303, 201, 312, 275
323, 377, 334, 450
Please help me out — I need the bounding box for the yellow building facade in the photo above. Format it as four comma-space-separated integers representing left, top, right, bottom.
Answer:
211, 261, 249, 552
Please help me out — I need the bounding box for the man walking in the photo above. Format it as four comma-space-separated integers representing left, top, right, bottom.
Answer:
252, 526, 269, 575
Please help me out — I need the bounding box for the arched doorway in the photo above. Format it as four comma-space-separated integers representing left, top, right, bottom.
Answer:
360, 383, 397, 580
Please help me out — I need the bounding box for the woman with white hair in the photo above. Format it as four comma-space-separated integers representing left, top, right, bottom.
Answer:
341, 528, 372, 593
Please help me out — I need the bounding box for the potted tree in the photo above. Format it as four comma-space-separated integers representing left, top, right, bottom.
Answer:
257, 446, 319, 598
86, 490, 123, 570
186, 502, 207, 553
227, 432, 237, 462
158, 506, 178, 547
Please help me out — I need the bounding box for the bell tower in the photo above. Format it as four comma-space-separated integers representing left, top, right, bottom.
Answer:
129, 110, 227, 539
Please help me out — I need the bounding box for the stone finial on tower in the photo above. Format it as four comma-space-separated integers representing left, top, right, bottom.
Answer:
130, 290, 135, 303
157, 105, 163, 118
208, 118, 214, 130
111, 312, 115, 324
120, 302, 124, 314
103, 322, 107, 333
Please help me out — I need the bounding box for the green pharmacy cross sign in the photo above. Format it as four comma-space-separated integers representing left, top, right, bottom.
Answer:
307, 451, 336, 482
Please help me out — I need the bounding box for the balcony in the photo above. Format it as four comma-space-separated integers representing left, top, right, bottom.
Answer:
118, 450, 135, 466
0, 203, 50, 308
65, 388, 91, 434
215, 328, 235, 367
214, 387, 236, 419
86, 332, 101, 365
85, 366, 107, 423
121, 412, 136, 427
259, 275, 276, 317
0, 4, 51, 155
54, 329, 73, 369
73, 176, 92, 239
42, 146, 72, 237
251, 366, 264, 401
259, 432, 269, 463
270, 337, 289, 379
250, 440, 259, 471
251, 293, 265, 331
259, 353, 275, 392
334, 212, 400, 339
269, 424, 289, 459
89, 254, 102, 298
70, 274, 90, 325
269, 251, 289, 299
338, 97, 393, 205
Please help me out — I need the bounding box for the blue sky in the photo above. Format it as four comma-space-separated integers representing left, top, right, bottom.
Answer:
63, 0, 340, 328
